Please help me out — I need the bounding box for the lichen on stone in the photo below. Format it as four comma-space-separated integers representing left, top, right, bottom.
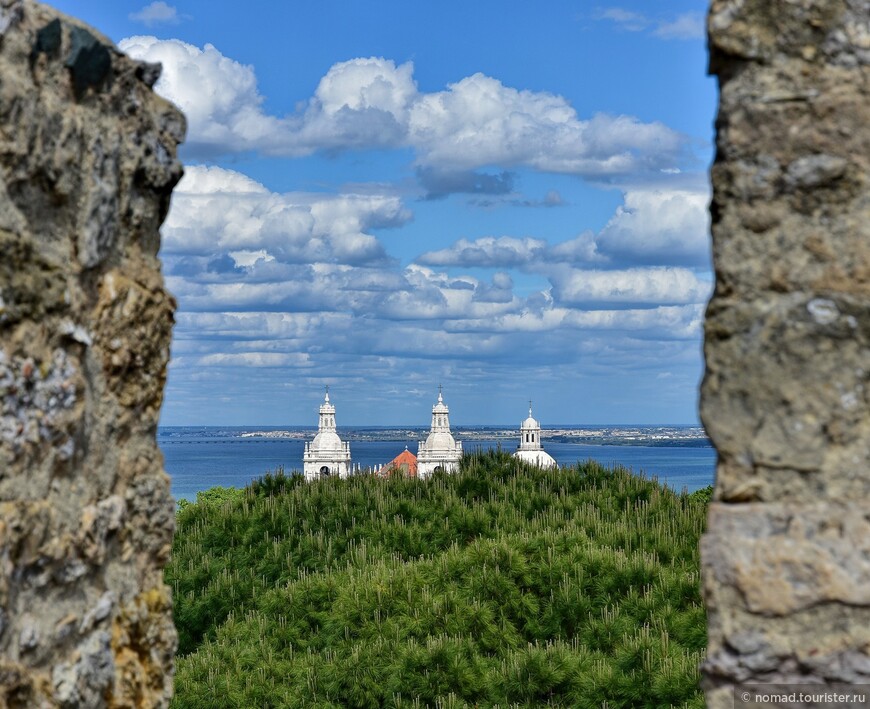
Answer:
0, 348, 77, 455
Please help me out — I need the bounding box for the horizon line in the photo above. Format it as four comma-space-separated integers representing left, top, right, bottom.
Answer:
158, 422, 707, 428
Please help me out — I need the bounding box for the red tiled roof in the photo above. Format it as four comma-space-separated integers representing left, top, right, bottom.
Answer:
381, 448, 418, 477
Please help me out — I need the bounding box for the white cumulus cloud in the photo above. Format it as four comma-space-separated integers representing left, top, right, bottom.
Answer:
413, 185, 710, 269
163, 165, 411, 265
119, 37, 689, 180
593, 188, 710, 265
447, 303, 703, 339
196, 352, 313, 368
129, 2, 182, 27
314, 57, 416, 119
376, 265, 521, 321
407, 73, 682, 175
118, 36, 282, 156
548, 266, 711, 306
417, 236, 548, 268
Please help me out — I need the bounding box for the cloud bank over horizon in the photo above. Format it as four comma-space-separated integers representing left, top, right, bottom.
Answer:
106, 8, 716, 426
161, 163, 711, 424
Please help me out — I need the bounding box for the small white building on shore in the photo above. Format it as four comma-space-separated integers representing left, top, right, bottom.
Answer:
417, 387, 462, 477
513, 403, 556, 469
303, 388, 352, 480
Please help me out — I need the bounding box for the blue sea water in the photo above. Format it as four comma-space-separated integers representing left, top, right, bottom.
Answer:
160, 426, 716, 502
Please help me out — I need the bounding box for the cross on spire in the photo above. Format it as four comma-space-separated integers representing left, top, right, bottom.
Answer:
529, 400, 533, 417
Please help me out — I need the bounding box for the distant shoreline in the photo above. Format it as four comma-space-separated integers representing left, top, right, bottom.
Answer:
158, 424, 712, 448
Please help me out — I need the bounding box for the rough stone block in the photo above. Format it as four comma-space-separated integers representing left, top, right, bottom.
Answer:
704, 503, 870, 615
0, 1, 184, 706
703, 0, 870, 704
703, 293, 870, 503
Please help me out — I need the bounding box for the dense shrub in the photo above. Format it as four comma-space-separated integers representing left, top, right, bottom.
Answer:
169, 450, 707, 707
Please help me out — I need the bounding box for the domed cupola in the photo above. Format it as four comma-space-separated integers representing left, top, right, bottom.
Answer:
519, 402, 542, 450
513, 401, 556, 469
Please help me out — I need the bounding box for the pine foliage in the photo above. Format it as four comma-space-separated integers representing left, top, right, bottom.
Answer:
169, 450, 708, 707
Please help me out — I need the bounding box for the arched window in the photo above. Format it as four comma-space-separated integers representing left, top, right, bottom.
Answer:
320, 466, 330, 477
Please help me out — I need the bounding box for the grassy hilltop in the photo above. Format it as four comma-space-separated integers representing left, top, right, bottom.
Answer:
169, 450, 709, 708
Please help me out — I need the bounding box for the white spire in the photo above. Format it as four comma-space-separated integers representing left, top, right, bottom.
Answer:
319, 386, 336, 423
431, 386, 449, 420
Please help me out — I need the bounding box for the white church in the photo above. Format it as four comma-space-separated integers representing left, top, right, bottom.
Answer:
302, 388, 557, 478
302, 388, 352, 480
416, 387, 463, 477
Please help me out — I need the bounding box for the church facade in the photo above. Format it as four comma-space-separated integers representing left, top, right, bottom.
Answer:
303, 389, 352, 480
416, 388, 463, 477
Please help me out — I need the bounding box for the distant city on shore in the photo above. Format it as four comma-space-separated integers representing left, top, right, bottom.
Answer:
163, 424, 711, 447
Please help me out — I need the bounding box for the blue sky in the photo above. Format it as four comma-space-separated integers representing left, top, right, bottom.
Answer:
54, 0, 716, 426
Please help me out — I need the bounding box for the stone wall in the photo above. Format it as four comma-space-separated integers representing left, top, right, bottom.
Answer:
0, 1, 184, 706
701, 0, 869, 706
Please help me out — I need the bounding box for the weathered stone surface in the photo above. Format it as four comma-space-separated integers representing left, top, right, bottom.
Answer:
704, 504, 870, 615
0, 1, 184, 706
702, 0, 870, 705
704, 293, 870, 502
